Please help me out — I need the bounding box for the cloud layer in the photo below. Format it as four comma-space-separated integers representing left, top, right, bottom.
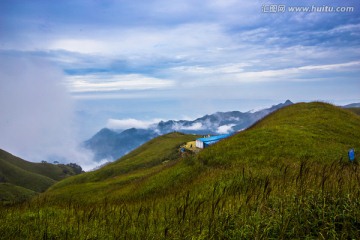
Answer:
1, 0, 359, 104
107, 118, 162, 130
0, 55, 96, 170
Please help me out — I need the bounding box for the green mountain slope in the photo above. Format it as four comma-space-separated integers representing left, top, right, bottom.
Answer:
199, 102, 359, 167
0, 157, 56, 192
45, 102, 360, 203
348, 107, 360, 116
46, 132, 198, 202
3, 102, 360, 239
0, 149, 78, 181
0, 149, 82, 204
0, 183, 36, 205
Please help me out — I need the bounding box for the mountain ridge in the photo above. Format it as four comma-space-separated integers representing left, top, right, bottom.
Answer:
45, 102, 360, 204
85, 100, 294, 162
9, 102, 360, 239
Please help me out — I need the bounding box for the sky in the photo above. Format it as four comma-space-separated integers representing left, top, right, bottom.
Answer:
0, 0, 359, 169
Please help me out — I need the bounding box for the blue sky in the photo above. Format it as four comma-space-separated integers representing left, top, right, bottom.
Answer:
0, 0, 359, 167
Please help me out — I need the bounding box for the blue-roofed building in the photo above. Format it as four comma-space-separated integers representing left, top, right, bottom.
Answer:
195, 134, 231, 149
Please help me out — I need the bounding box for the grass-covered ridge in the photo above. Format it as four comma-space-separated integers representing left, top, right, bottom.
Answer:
0, 149, 82, 204
45, 132, 199, 202
45, 102, 360, 203
348, 107, 360, 116
199, 102, 359, 167
2, 102, 360, 239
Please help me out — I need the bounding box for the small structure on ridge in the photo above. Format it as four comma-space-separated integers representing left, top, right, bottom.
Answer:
195, 134, 231, 149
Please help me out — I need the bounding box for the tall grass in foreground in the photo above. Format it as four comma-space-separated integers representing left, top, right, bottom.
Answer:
1, 159, 360, 239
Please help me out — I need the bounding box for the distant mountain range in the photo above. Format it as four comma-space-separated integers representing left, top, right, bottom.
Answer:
85, 100, 294, 162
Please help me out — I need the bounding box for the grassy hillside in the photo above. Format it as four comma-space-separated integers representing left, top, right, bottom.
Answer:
0, 183, 37, 205
0, 157, 56, 192
348, 107, 360, 116
45, 102, 360, 203
0, 149, 79, 181
1, 102, 360, 239
45, 132, 199, 202
0, 149, 82, 204
199, 102, 359, 167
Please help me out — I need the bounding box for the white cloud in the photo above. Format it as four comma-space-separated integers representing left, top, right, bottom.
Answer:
169, 60, 360, 85
172, 63, 248, 75
106, 118, 162, 130
172, 122, 204, 131
50, 39, 108, 54
298, 61, 360, 71
234, 61, 360, 82
82, 158, 111, 172
66, 74, 175, 92
327, 23, 360, 34
217, 124, 235, 134
45, 23, 231, 57
181, 122, 204, 131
